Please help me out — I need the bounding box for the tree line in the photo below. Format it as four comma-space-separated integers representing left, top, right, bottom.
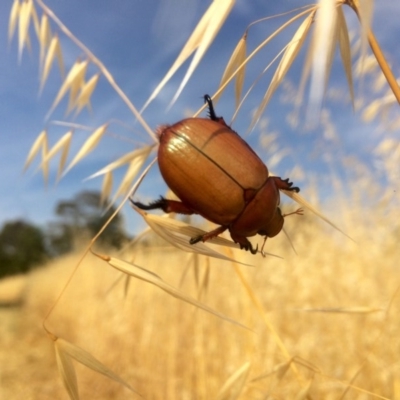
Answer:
0, 191, 129, 279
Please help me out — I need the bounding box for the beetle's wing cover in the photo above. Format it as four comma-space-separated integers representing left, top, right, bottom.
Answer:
158, 118, 268, 225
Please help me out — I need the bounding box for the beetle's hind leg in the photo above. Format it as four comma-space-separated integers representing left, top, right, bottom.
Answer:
131, 196, 196, 215
204, 94, 228, 126
190, 225, 228, 245
204, 94, 218, 121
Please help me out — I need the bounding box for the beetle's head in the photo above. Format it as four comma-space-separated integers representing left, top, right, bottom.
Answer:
258, 207, 284, 238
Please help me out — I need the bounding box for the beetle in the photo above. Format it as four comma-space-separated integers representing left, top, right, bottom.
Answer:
132, 95, 300, 255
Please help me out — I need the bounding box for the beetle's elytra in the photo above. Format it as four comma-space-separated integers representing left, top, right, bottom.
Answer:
133, 95, 300, 255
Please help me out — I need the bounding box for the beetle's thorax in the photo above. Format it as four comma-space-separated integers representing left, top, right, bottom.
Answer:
230, 177, 282, 238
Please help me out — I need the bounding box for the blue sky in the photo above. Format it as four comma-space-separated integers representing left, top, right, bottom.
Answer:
1, 0, 399, 235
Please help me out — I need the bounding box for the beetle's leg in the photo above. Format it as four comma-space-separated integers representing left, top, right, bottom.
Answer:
283, 208, 304, 217
204, 94, 218, 120
272, 177, 300, 193
204, 94, 228, 126
131, 196, 196, 215
229, 232, 258, 255
260, 236, 268, 258
190, 225, 228, 245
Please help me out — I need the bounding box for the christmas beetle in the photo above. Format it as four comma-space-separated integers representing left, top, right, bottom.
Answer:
133, 95, 300, 255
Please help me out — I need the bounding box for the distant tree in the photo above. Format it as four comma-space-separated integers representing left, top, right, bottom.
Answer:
46, 221, 74, 256
48, 190, 128, 255
0, 220, 49, 278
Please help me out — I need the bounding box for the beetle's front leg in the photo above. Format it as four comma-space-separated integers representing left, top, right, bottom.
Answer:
190, 225, 228, 245
229, 232, 258, 255
131, 196, 196, 215
272, 177, 300, 193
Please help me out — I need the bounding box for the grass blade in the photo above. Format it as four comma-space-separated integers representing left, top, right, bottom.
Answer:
47, 59, 88, 119
295, 378, 313, 400
170, 0, 235, 106
217, 33, 247, 108
40, 35, 61, 93
100, 171, 113, 206
74, 73, 100, 115
141, 0, 234, 112
251, 359, 292, 382
337, 6, 354, 108
57, 131, 72, 181
139, 212, 278, 262
307, 0, 338, 120
216, 361, 251, 400
281, 189, 353, 241
8, 0, 20, 43
97, 253, 250, 331
250, 13, 313, 130
55, 339, 79, 400
18, 0, 33, 60
35, 130, 71, 175
86, 146, 153, 180
106, 147, 152, 204
38, 13, 51, 70
62, 124, 107, 177
303, 307, 383, 314
23, 130, 47, 172
56, 338, 140, 396
41, 131, 49, 185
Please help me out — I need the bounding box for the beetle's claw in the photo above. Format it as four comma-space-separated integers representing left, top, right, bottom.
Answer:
245, 243, 258, 255
204, 94, 218, 121
131, 200, 152, 210
274, 177, 300, 193
131, 196, 169, 211
190, 235, 203, 245
249, 243, 258, 255
204, 94, 228, 126
239, 242, 258, 255
283, 178, 300, 193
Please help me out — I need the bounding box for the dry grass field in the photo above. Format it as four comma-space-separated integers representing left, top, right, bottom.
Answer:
1, 184, 399, 399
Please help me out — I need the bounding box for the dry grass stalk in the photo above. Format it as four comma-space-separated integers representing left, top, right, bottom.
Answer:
40, 34, 63, 93
35, 130, 71, 181
141, 0, 235, 112
61, 124, 108, 177
216, 361, 251, 400
95, 251, 249, 331
55, 337, 140, 399
216, 33, 247, 109
250, 12, 314, 131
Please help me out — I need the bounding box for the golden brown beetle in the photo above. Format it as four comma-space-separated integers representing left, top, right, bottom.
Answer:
133, 95, 300, 254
